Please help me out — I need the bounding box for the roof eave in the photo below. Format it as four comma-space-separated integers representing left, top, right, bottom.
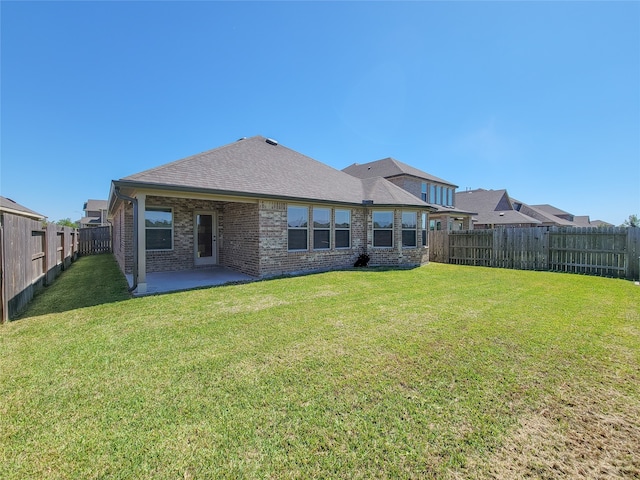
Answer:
111, 179, 434, 210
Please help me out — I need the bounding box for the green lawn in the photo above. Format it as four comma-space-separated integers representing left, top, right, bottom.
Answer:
1, 255, 639, 479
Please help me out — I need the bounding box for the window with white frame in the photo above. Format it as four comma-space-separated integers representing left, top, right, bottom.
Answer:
335, 209, 351, 248
422, 212, 428, 246
288, 206, 308, 251
373, 211, 394, 247
313, 207, 330, 250
402, 211, 417, 247
145, 207, 173, 250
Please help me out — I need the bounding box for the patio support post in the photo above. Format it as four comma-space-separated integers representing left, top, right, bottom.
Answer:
136, 193, 147, 294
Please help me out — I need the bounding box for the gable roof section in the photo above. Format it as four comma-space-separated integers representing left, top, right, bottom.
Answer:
454, 189, 513, 213
84, 199, 108, 211
343, 157, 457, 187
474, 210, 541, 226
113, 136, 430, 209
531, 204, 572, 217
515, 202, 575, 226
0, 196, 45, 220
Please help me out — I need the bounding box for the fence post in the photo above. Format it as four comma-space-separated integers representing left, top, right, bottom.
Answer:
627, 227, 640, 281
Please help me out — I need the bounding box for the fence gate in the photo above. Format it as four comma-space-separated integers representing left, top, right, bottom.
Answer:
79, 226, 112, 255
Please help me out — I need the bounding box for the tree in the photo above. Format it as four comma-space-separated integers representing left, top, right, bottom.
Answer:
622, 214, 639, 228
55, 218, 79, 228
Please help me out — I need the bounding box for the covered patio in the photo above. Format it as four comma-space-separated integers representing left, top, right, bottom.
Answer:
125, 266, 256, 296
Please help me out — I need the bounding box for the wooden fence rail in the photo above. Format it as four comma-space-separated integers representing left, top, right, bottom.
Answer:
79, 226, 112, 255
429, 226, 640, 281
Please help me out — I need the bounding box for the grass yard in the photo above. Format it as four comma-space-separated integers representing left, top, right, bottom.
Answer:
1, 255, 639, 479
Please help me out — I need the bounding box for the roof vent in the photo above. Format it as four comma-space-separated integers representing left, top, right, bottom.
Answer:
265, 138, 278, 146
237, 137, 246, 141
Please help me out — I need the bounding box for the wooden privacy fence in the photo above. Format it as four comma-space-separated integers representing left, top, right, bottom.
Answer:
429, 226, 640, 281
1, 220, 78, 322
79, 226, 112, 255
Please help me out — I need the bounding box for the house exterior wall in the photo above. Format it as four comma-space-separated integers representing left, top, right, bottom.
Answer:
366, 208, 429, 267
221, 202, 260, 277
112, 201, 134, 274
256, 201, 367, 278
387, 177, 422, 198
145, 196, 227, 273
112, 195, 430, 281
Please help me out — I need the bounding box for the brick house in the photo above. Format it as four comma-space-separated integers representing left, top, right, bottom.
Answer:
108, 136, 435, 294
342, 158, 475, 231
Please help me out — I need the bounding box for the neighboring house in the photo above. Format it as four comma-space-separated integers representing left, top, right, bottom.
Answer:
458, 189, 611, 229
509, 200, 575, 227
0, 197, 46, 321
455, 189, 542, 229
107, 136, 436, 294
80, 199, 108, 227
342, 158, 475, 231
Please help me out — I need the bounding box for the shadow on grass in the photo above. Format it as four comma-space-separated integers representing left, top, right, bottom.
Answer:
16, 254, 132, 320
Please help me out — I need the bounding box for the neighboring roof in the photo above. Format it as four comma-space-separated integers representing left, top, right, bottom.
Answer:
572, 216, 592, 227
530, 204, 572, 217
112, 136, 431, 209
515, 202, 575, 226
454, 189, 541, 226
454, 189, 513, 214
0, 196, 45, 220
84, 199, 108, 211
80, 216, 103, 225
473, 210, 542, 226
591, 220, 614, 227
342, 157, 457, 187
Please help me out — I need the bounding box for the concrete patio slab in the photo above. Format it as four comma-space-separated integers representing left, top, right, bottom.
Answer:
125, 267, 256, 295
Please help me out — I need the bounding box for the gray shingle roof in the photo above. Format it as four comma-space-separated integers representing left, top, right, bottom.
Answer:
84, 199, 108, 211
342, 157, 457, 187
454, 189, 513, 213
473, 210, 541, 226
0, 196, 45, 219
116, 136, 430, 208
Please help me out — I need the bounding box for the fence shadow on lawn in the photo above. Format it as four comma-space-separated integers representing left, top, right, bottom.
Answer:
16, 254, 131, 320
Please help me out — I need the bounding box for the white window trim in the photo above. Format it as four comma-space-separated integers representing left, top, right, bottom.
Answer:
313, 207, 331, 250
372, 210, 394, 248
402, 211, 418, 248
287, 205, 309, 252
334, 209, 351, 249
145, 206, 174, 251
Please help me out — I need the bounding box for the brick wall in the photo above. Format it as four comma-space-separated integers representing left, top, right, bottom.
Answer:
112, 195, 429, 280
366, 208, 429, 267
145, 196, 225, 273
387, 176, 422, 198
256, 201, 367, 277
221, 202, 260, 276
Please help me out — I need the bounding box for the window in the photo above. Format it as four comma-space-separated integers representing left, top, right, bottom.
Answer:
373, 211, 394, 247
335, 209, 351, 248
422, 213, 428, 246
429, 185, 436, 204
421, 183, 428, 202
447, 188, 453, 207
402, 211, 417, 247
313, 207, 330, 250
145, 207, 173, 250
288, 206, 308, 251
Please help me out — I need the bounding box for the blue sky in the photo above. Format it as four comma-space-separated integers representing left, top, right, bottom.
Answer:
2, 1, 638, 226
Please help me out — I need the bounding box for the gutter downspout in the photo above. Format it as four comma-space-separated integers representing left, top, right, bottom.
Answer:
114, 187, 138, 293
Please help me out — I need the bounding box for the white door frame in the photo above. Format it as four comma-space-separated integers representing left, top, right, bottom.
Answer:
194, 211, 217, 266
